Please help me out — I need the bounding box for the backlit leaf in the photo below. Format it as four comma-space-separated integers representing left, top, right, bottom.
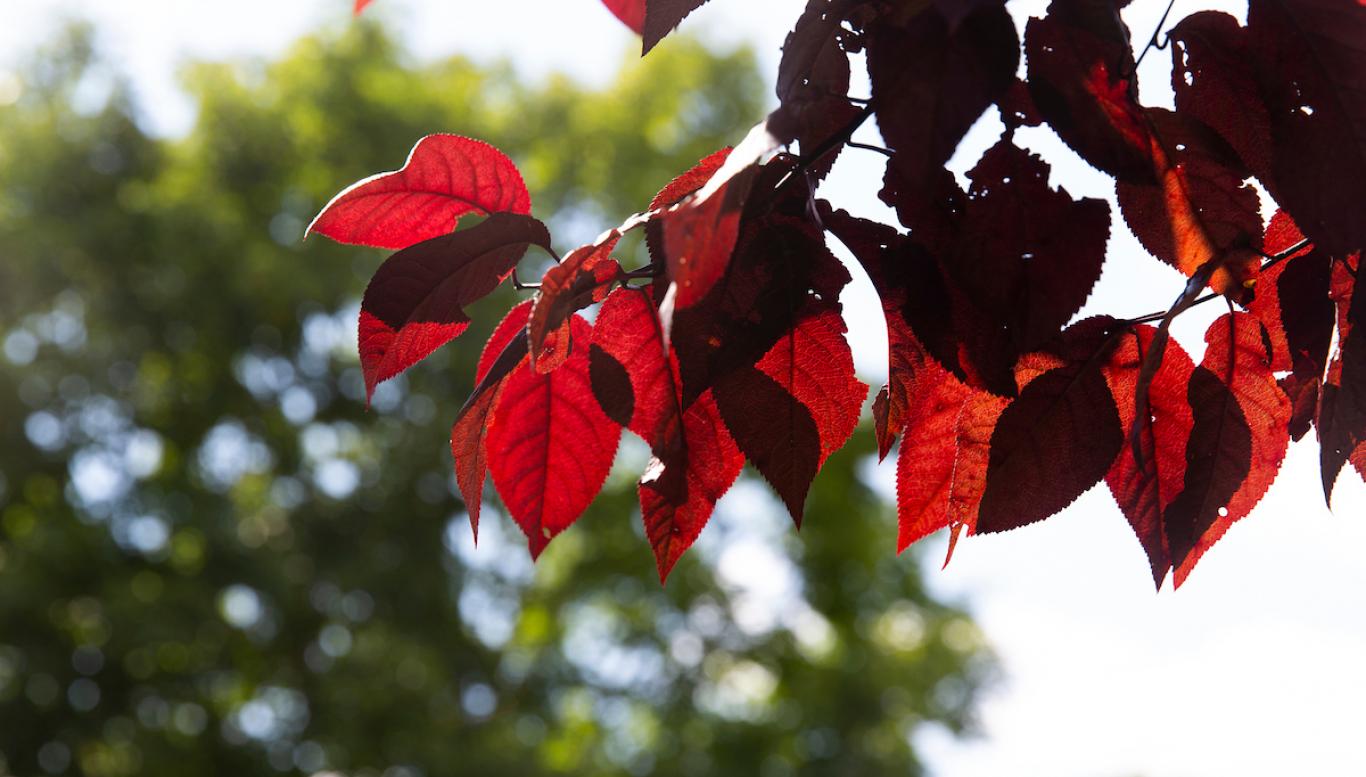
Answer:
1166, 312, 1290, 586
308, 135, 532, 250
486, 315, 623, 558
358, 212, 551, 399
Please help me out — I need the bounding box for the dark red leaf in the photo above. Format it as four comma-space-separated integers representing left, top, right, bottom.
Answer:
308, 135, 532, 250
1102, 325, 1196, 588
714, 305, 866, 525
485, 315, 623, 558
895, 359, 1008, 553
977, 317, 1125, 533
869, 3, 1018, 197
451, 301, 534, 542
529, 233, 623, 371
1169, 11, 1275, 185
1166, 312, 1290, 587
358, 212, 551, 400
1115, 108, 1263, 300
602, 0, 645, 34
770, 0, 859, 178
1025, 0, 1154, 182
1247, 0, 1366, 259
1319, 253, 1366, 502
642, 0, 710, 54
640, 394, 743, 581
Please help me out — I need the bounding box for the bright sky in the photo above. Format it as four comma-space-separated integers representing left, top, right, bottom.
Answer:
5, 1, 1365, 775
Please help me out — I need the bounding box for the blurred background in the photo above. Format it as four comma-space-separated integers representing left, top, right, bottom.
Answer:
3, 2, 1366, 777
0, 10, 990, 777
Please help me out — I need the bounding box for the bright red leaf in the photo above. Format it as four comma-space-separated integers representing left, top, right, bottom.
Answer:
486, 315, 623, 558
601, 0, 645, 34
357, 212, 551, 400
308, 134, 532, 250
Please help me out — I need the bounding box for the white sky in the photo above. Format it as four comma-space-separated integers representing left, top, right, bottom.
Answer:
5, 1, 1365, 775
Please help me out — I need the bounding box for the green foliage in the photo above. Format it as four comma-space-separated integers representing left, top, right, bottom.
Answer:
0, 23, 990, 777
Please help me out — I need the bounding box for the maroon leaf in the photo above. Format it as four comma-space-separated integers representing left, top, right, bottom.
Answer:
1320, 252, 1366, 502
1247, 0, 1366, 259
308, 135, 532, 250
358, 212, 551, 400
868, 2, 1018, 198
1025, 0, 1154, 182
486, 315, 623, 558
770, 0, 859, 178
451, 301, 535, 541
642, 0, 710, 54
1169, 11, 1275, 185
977, 317, 1125, 533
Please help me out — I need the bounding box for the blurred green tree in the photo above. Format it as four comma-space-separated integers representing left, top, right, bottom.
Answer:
0, 22, 991, 777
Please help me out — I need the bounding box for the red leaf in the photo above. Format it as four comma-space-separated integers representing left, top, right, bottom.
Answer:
451, 301, 535, 541
895, 360, 1009, 554
642, 0, 710, 54
714, 305, 866, 525
1247, 0, 1366, 259
869, 3, 1018, 197
1025, 0, 1154, 182
601, 0, 645, 34
354, 0, 373, 14
308, 135, 532, 250
486, 315, 622, 558
358, 212, 551, 400
1167, 312, 1290, 587
528, 233, 622, 371
977, 317, 1125, 533
1115, 108, 1263, 300
1102, 325, 1196, 588
590, 288, 742, 579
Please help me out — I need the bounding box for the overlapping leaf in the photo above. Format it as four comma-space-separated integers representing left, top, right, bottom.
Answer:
869, 2, 1018, 199
529, 233, 623, 371
1102, 325, 1196, 588
714, 304, 866, 524
451, 301, 535, 541
977, 317, 1126, 534
590, 288, 743, 579
308, 135, 532, 250
1165, 313, 1290, 586
486, 315, 623, 558
357, 212, 551, 399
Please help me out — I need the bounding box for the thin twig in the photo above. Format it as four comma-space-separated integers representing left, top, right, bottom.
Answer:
1134, 0, 1179, 69
848, 141, 893, 157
